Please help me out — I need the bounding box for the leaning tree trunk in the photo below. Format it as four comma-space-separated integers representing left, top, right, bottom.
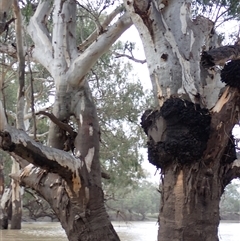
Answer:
125, 1, 240, 241
0, 155, 8, 229
6, 83, 120, 240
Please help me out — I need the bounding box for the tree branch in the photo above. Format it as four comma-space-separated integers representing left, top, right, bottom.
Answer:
36, 111, 76, 136
78, 5, 124, 51
66, 12, 132, 87
201, 45, 240, 68
27, 0, 53, 73
113, 51, 146, 64
0, 125, 80, 180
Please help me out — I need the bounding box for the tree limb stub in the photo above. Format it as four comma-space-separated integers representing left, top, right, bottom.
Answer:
201, 45, 240, 68
78, 5, 124, 51
0, 127, 80, 179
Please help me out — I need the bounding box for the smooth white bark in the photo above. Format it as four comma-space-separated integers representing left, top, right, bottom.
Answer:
66, 12, 132, 87
124, 0, 224, 108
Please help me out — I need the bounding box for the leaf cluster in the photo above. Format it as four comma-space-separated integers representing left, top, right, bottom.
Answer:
192, 0, 240, 25
89, 41, 151, 196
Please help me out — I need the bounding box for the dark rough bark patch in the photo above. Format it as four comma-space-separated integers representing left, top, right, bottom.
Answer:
133, 0, 154, 38
141, 98, 211, 168
201, 51, 215, 68
221, 59, 240, 88
0, 132, 15, 151
220, 135, 237, 165
201, 45, 240, 68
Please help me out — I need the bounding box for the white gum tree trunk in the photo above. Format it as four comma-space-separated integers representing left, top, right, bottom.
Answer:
125, 0, 224, 108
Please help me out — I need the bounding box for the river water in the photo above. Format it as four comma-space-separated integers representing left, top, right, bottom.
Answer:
0, 221, 239, 241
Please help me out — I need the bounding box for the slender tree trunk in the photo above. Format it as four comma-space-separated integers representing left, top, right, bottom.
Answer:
0, 156, 7, 229
10, 159, 21, 229
0, 188, 11, 229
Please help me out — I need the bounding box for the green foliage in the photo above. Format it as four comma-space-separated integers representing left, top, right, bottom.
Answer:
106, 181, 160, 220
89, 42, 150, 197
21, 0, 36, 23
192, 0, 240, 22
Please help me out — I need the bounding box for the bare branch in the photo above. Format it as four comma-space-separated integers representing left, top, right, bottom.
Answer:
78, 5, 124, 51
24, 105, 52, 120
36, 111, 75, 136
113, 51, 146, 64
67, 12, 132, 87
27, 0, 53, 73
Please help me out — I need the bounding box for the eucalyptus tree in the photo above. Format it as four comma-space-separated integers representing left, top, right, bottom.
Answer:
123, 1, 240, 241
0, 1, 133, 240
1, 1, 240, 241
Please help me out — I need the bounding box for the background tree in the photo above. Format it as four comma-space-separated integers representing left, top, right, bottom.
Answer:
124, 1, 240, 241
220, 182, 240, 219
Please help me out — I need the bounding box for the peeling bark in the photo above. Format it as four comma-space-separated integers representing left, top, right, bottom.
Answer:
124, 0, 224, 108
